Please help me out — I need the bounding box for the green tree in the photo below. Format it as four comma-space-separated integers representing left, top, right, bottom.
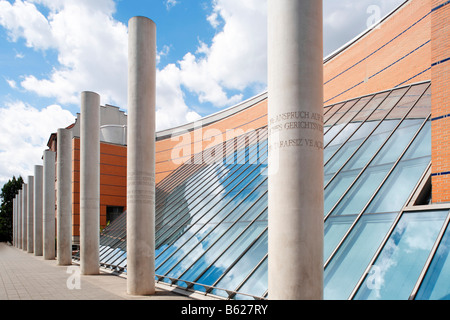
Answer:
0, 176, 23, 242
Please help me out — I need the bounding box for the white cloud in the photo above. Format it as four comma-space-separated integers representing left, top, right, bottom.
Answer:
0, 0, 128, 106
165, 0, 179, 10
15, 51, 25, 59
0, 0, 53, 49
156, 63, 201, 131
5, 79, 17, 89
323, 0, 406, 56
0, 0, 202, 132
174, 0, 267, 108
0, 101, 75, 187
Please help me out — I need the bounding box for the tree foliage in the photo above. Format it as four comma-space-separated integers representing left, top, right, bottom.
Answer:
0, 176, 23, 242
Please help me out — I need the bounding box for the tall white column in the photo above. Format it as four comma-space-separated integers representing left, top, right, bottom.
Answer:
15, 196, 18, 247
267, 0, 324, 300
13, 197, 16, 247
22, 183, 27, 251
27, 176, 34, 253
43, 150, 56, 260
18, 190, 22, 249
34, 165, 44, 256
127, 16, 157, 296
80, 91, 100, 275
57, 129, 72, 266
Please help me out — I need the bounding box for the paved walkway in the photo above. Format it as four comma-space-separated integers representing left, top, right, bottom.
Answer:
0, 242, 194, 300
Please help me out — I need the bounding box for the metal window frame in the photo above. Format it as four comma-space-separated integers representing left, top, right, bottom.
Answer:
348, 163, 442, 300
409, 210, 450, 300
324, 83, 430, 219
324, 114, 431, 269
155, 128, 266, 229
323, 85, 411, 191
155, 136, 269, 251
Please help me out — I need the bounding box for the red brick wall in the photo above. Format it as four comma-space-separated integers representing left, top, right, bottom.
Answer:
155, 99, 268, 183
431, 0, 450, 203
324, 0, 432, 105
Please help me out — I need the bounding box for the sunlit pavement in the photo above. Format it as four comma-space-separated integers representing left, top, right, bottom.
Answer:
0, 242, 193, 300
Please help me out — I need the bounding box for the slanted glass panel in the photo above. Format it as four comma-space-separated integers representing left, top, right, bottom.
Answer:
386, 83, 429, 120
155, 164, 220, 233
342, 119, 398, 171
234, 257, 268, 300
324, 122, 360, 163
189, 220, 267, 291
402, 121, 431, 160
324, 213, 397, 300
370, 119, 423, 166
211, 230, 268, 298
324, 102, 345, 124
365, 157, 430, 214
333, 98, 366, 125
354, 210, 447, 300
325, 100, 355, 127
163, 221, 248, 282
324, 123, 346, 146
330, 164, 391, 216
156, 162, 258, 247
416, 219, 450, 300
324, 215, 357, 260
104, 248, 126, 265
351, 92, 389, 123
165, 208, 267, 283
155, 185, 267, 275
324, 121, 378, 177
407, 86, 431, 119
324, 169, 359, 215
323, 104, 335, 116
367, 87, 408, 121
193, 226, 267, 292
327, 118, 423, 217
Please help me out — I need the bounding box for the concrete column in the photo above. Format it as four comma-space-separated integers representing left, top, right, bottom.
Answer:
34, 165, 44, 256
18, 190, 22, 249
127, 16, 157, 296
57, 129, 72, 266
14, 197, 18, 247
43, 150, 56, 260
22, 184, 27, 251
80, 91, 100, 275
13, 197, 16, 247
27, 176, 34, 253
267, 0, 324, 300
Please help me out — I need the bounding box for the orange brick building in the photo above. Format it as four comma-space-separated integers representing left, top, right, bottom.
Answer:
49, 0, 449, 244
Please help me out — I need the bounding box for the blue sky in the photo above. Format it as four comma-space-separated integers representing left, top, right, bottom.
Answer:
0, 0, 405, 186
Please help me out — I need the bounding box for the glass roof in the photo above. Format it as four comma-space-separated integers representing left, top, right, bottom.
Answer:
89, 81, 450, 300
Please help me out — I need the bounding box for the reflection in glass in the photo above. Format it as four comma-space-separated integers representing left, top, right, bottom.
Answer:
96, 82, 436, 300
324, 213, 397, 299
211, 230, 268, 297
324, 121, 378, 176
416, 220, 450, 300
354, 211, 447, 300
324, 170, 358, 215
234, 257, 268, 300
366, 157, 430, 214
324, 215, 356, 260
331, 164, 391, 216
191, 221, 267, 291
343, 120, 398, 171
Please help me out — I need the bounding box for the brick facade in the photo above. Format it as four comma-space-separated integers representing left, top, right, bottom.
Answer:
431, 0, 450, 202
